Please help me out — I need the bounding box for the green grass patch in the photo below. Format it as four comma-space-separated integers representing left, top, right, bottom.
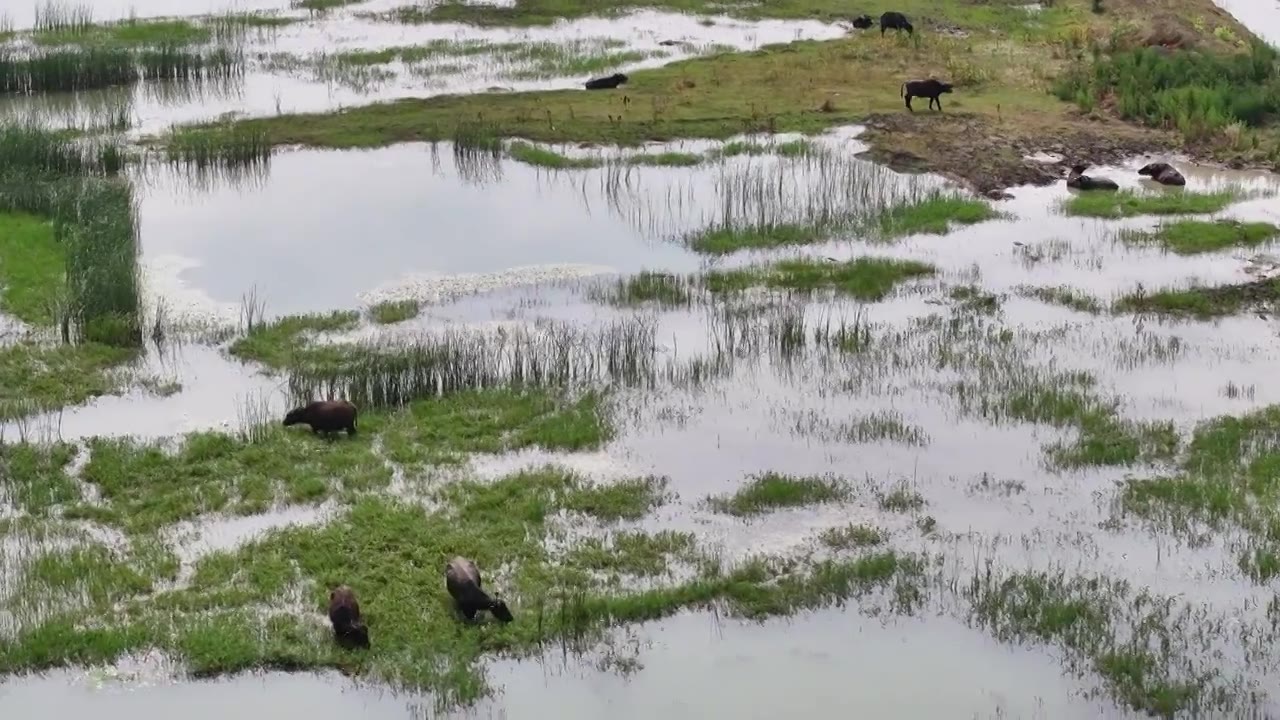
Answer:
366, 299, 421, 325
62, 387, 611, 532
506, 141, 602, 169
708, 471, 851, 516
33, 18, 212, 46
705, 257, 935, 300
1119, 405, 1280, 550
870, 195, 1001, 239
718, 138, 816, 157
686, 222, 831, 255
567, 530, 699, 576
0, 443, 80, 515
954, 368, 1179, 469
0, 343, 136, 421
627, 151, 702, 167
1114, 278, 1280, 318
0, 465, 920, 704
228, 310, 360, 369
0, 212, 64, 325
1054, 42, 1280, 142
969, 569, 1210, 717
1061, 188, 1239, 218
293, 0, 364, 10
1120, 219, 1280, 254
379, 389, 614, 469
591, 272, 692, 307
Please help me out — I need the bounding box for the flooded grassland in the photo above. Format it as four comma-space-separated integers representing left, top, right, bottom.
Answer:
5, 0, 1280, 718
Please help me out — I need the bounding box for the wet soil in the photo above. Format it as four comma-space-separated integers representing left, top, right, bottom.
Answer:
857, 111, 1181, 194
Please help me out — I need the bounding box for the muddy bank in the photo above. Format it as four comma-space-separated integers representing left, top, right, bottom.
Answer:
856, 112, 1184, 195
859, 111, 1280, 195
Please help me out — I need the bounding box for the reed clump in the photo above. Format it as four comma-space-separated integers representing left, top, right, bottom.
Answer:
0, 124, 142, 347
1054, 42, 1280, 140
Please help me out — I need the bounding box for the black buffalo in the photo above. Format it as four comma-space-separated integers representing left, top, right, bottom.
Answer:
328, 585, 370, 649
1138, 161, 1186, 186
1066, 163, 1119, 191
445, 556, 514, 623
850, 14, 873, 29
584, 73, 628, 90
880, 11, 913, 35
901, 79, 953, 112
283, 399, 358, 437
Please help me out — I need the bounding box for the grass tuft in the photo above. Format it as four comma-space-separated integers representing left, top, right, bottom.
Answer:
1061, 188, 1239, 218
708, 472, 851, 516
1120, 219, 1280, 254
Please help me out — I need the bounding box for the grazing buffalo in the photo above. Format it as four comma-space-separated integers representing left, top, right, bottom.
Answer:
850, 14, 873, 29
445, 556, 514, 624
1138, 161, 1186, 186
880, 11, 913, 35
584, 73, 628, 90
901, 79, 953, 112
1066, 163, 1119, 191
283, 399, 358, 437
328, 585, 370, 649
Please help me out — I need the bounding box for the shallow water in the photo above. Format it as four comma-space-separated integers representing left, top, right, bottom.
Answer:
0, 9, 846, 135
5, 1, 1280, 716
0, 610, 1132, 719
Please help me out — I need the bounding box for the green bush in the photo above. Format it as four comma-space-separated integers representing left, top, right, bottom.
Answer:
1055, 42, 1280, 138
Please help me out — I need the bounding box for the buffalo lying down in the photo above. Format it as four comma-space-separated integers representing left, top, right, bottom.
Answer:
850, 14, 873, 29
283, 399, 358, 437
1066, 163, 1119, 191
1138, 161, 1186, 186
880, 11, 913, 35
445, 556, 514, 623
584, 73, 628, 90
901, 79, 953, 112
328, 585, 370, 649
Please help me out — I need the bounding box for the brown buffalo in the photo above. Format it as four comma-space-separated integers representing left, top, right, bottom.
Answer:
445, 556, 514, 623
283, 399, 357, 437
328, 584, 370, 649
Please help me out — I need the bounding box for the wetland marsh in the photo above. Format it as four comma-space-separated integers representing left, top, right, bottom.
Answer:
5, 0, 1280, 717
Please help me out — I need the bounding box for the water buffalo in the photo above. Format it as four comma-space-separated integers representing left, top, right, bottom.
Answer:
880, 11, 913, 35
1138, 161, 1186, 186
1066, 163, 1119, 191
328, 585, 370, 649
283, 399, 358, 437
901, 79, 953, 112
445, 556, 514, 623
584, 73, 628, 90
850, 14, 873, 29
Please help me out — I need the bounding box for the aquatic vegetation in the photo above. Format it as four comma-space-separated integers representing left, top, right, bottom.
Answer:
868, 194, 1001, 238
0, 342, 137, 422
1115, 279, 1280, 317
708, 472, 852, 516
1060, 188, 1240, 218
366, 299, 421, 325
33, 18, 212, 47
1119, 219, 1280, 254
1018, 285, 1105, 314
704, 257, 936, 300
0, 126, 141, 347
